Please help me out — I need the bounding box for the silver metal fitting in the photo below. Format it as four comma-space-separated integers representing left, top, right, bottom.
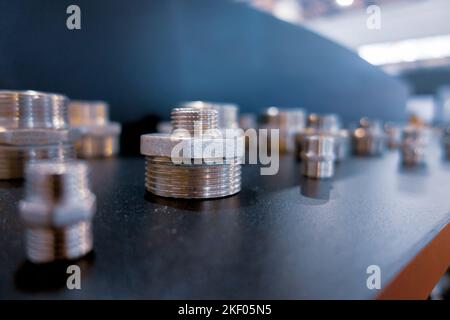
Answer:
0, 90, 76, 179
19, 160, 96, 264
261, 107, 306, 154
352, 118, 386, 156
301, 135, 335, 179
141, 107, 244, 199
401, 127, 426, 166
181, 101, 239, 129
69, 100, 121, 158
296, 113, 348, 161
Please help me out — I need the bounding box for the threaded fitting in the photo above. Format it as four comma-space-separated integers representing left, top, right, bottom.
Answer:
171, 107, 218, 134
142, 107, 242, 199
19, 160, 96, 264
145, 156, 241, 198
68, 100, 121, 158
181, 101, 239, 129
301, 135, 335, 179
401, 127, 426, 166
352, 118, 385, 156
0, 90, 68, 130
0, 90, 76, 179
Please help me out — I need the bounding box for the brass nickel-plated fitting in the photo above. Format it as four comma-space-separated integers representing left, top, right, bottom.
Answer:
301, 135, 335, 179
69, 100, 121, 158
401, 127, 427, 166
19, 160, 96, 264
0, 90, 76, 179
352, 118, 386, 156
141, 107, 244, 199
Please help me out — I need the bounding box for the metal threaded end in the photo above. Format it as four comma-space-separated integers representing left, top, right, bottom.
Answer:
25, 160, 91, 202
301, 135, 335, 179
401, 128, 426, 166
21, 160, 95, 263
69, 100, 109, 127
0, 143, 75, 180
145, 156, 241, 198
25, 221, 93, 264
303, 160, 334, 179
0, 90, 68, 129
181, 101, 239, 129
171, 107, 218, 135
75, 135, 119, 158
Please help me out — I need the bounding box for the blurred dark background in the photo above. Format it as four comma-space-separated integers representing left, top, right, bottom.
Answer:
0, 0, 408, 126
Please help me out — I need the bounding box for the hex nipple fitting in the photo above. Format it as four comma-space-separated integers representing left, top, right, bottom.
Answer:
19, 161, 96, 263
301, 135, 335, 179
141, 107, 244, 199
0, 90, 76, 179
401, 127, 426, 166
69, 100, 121, 158
297, 113, 349, 162
352, 118, 386, 156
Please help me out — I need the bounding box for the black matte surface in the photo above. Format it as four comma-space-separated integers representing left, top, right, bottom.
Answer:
1, 148, 450, 299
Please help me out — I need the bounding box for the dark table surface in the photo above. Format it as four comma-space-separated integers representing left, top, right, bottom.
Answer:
1, 146, 450, 299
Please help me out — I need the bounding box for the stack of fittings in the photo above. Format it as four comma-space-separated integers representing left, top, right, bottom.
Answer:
181, 101, 239, 129
301, 135, 335, 179
19, 160, 96, 264
401, 127, 427, 166
352, 118, 386, 156
69, 100, 121, 158
384, 122, 401, 149
141, 107, 244, 199
0, 90, 76, 180
261, 107, 306, 154
296, 113, 349, 162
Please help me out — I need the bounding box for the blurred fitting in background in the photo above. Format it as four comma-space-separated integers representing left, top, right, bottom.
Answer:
301, 134, 335, 179
401, 127, 427, 166
69, 101, 121, 158
296, 113, 349, 162
0, 90, 76, 180
141, 106, 244, 199
19, 160, 96, 264
352, 117, 386, 156
260, 107, 306, 154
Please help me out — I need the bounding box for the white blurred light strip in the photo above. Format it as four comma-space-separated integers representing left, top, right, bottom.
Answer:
273, 0, 303, 24
358, 34, 450, 65
336, 0, 354, 7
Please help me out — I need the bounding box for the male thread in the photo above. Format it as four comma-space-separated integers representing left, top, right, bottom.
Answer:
20, 161, 96, 264
144, 107, 241, 199
0, 90, 75, 179
301, 135, 335, 179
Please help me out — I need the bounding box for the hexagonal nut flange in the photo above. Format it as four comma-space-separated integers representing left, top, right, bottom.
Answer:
140, 133, 245, 159
19, 195, 96, 228
0, 128, 80, 146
